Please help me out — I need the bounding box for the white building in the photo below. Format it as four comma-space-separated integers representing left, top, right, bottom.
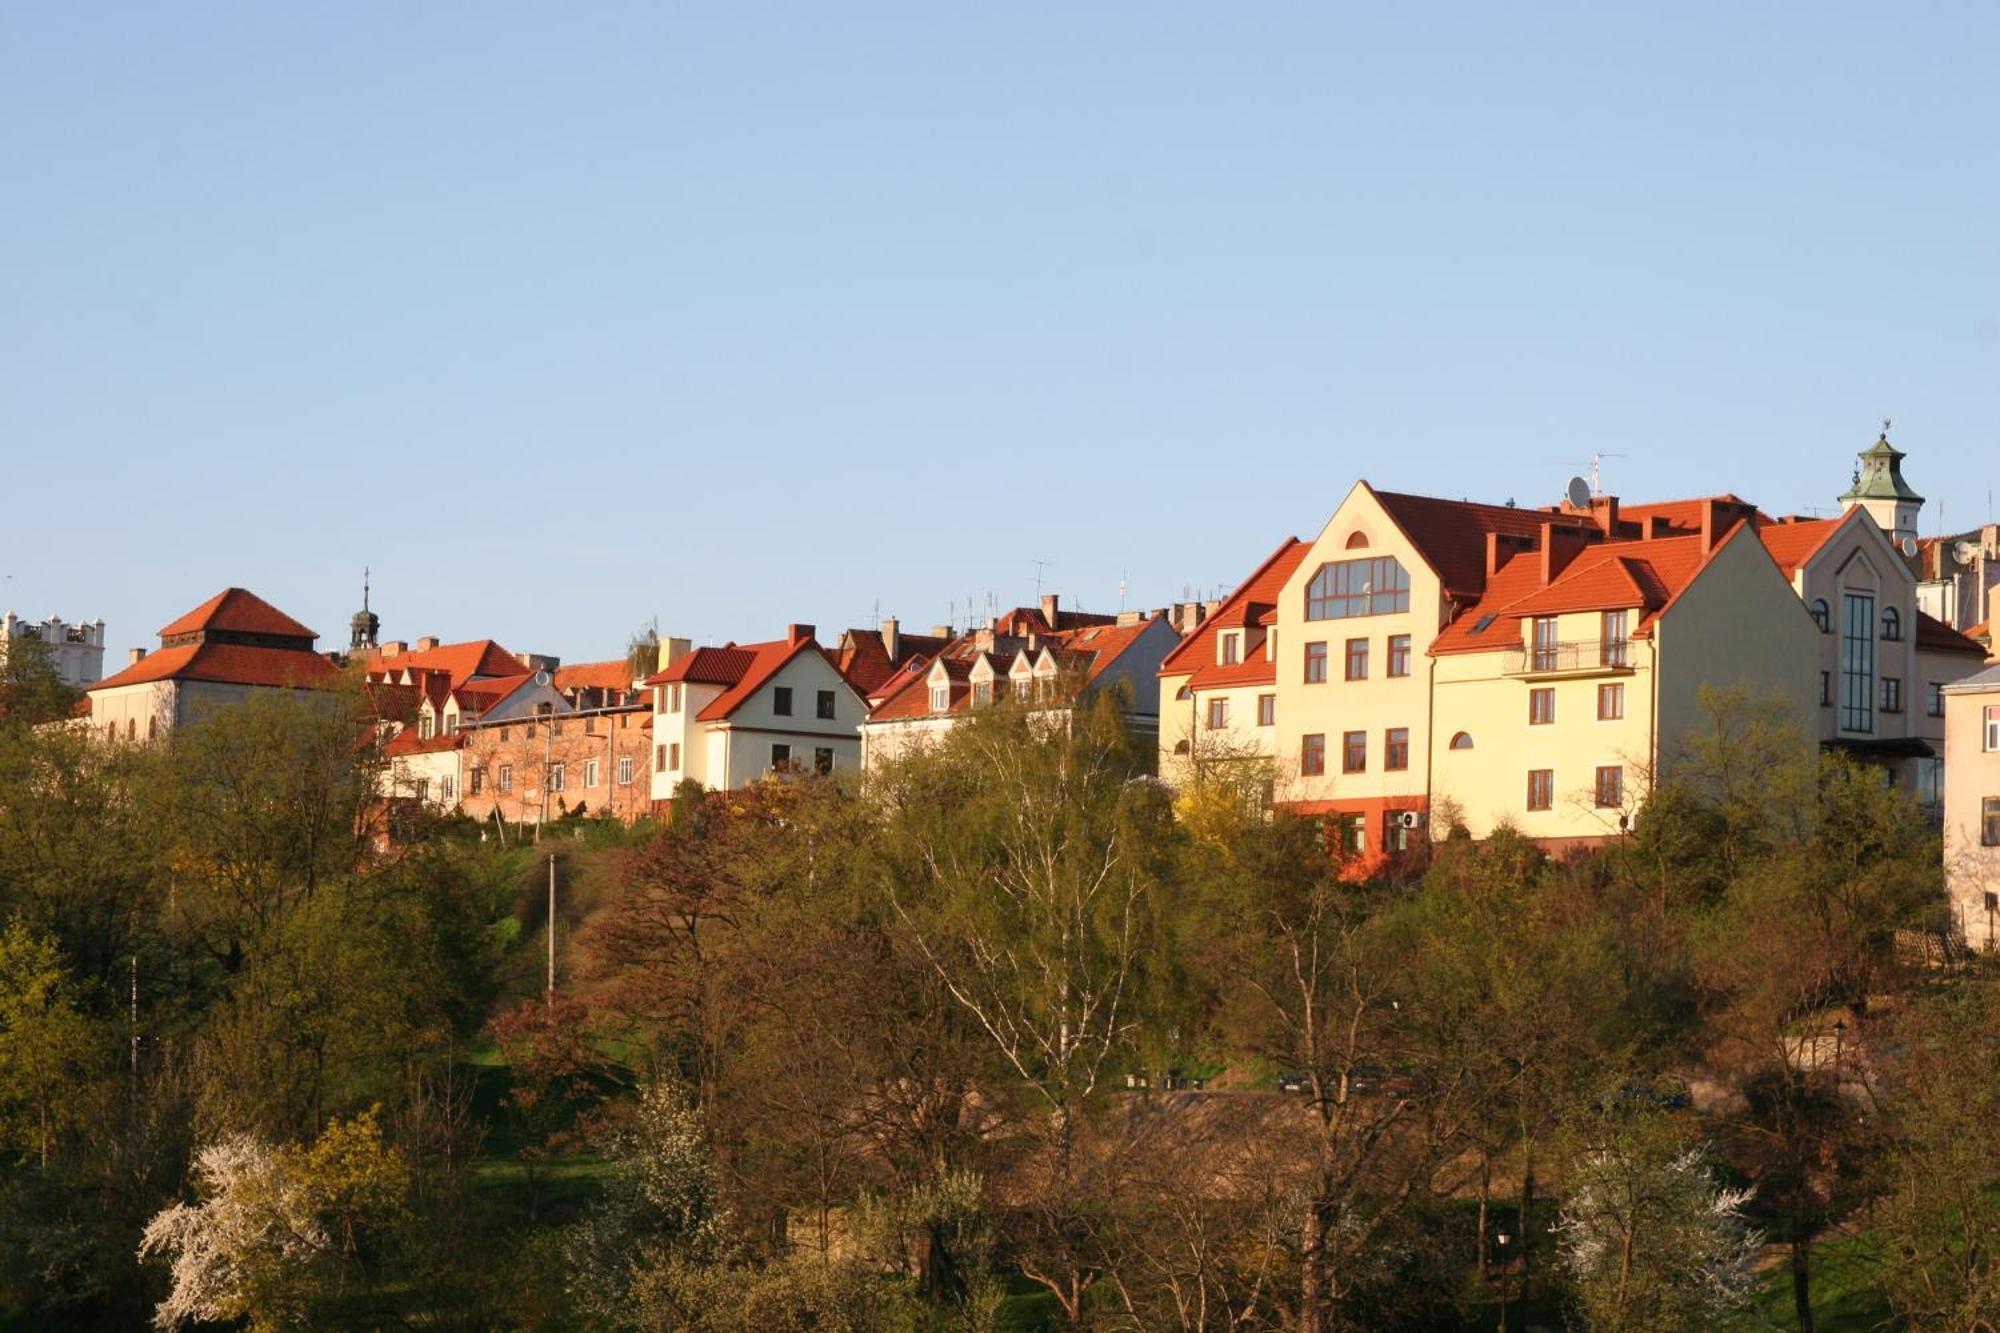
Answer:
2, 612, 106, 688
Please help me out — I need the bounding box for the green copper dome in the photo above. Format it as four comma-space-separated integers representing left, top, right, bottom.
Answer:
1840, 431, 1924, 505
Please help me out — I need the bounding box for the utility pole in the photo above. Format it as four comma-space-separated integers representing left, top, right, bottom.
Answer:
546, 853, 556, 1013
129, 953, 139, 1092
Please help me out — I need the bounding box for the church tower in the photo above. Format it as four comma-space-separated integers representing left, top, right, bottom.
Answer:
1840, 422, 1924, 548
350, 570, 380, 653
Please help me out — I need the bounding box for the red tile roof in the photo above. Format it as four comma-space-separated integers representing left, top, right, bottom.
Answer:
646, 646, 759, 688
553, 660, 635, 692
88, 642, 341, 692
383, 727, 466, 758
1159, 537, 1309, 681
1753, 515, 1847, 577
1370, 487, 1564, 601
158, 587, 318, 641
835, 628, 955, 696
372, 640, 524, 688
646, 636, 840, 722
869, 616, 1166, 722
1916, 611, 1987, 657
453, 674, 534, 712
1616, 495, 1770, 535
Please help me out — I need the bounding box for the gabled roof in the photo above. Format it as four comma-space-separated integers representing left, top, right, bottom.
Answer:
88, 642, 341, 692
158, 588, 318, 641
1431, 528, 1729, 655
834, 627, 955, 697
1369, 487, 1559, 601
1616, 494, 1771, 535
1159, 537, 1309, 684
1753, 514, 1848, 577
372, 640, 524, 689
453, 673, 535, 712
383, 727, 466, 758
646, 636, 842, 723
553, 660, 636, 692
870, 615, 1166, 723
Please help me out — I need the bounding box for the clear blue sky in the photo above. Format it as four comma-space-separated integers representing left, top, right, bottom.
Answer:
5, 4, 1996, 663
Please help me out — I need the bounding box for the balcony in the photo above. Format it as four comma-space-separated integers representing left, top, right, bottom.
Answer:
1502, 639, 1637, 679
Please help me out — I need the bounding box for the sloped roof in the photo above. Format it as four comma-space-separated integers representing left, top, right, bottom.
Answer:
1369, 487, 1559, 600
870, 616, 1165, 723
373, 640, 524, 688
1754, 514, 1848, 578
1616, 495, 1771, 535
89, 642, 340, 692
835, 628, 955, 697
553, 660, 636, 692
1159, 537, 1309, 681
1916, 611, 1987, 657
383, 727, 466, 758
158, 588, 318, 641
696, 638, 831, 721
453, 673, 534, 712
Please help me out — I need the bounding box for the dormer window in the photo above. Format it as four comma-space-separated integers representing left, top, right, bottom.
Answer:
930, 685, 950, 711
972, 681, 993, 707
1220, 633, 1241, 666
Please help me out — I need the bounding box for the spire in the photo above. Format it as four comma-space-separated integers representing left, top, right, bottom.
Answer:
1840, 420, 1924, 505
350, 568, 380, 652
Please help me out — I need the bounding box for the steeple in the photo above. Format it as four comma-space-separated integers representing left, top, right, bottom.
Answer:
1839, 420, 1923, 547
350, 568, 380, 652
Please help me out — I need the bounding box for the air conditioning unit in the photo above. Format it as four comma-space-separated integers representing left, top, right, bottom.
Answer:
1394, 810, 1426, 830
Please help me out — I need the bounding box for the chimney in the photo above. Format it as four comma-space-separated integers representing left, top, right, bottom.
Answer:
1700, 498, 1753, 552
788, 623, 815, 646
1116, 609, 1143, 627
974, 627, 996, 653
658, 637, 692, 672
128, 647, 147, 666
1590, 494, 1621, 535
928, 624, 952, 639
416, 636, 440, 652
381, 640, 406, 656
1538, 522, 1591, 585
880, 617, 899, 663
1040, 593, 1060, 626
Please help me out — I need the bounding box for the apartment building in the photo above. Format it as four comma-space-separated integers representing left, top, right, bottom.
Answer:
861, 598, 1177, 770
2, 612, 106, 688
647, 624, 868, 797
85, 588, 339, 741
1942, 665, 2000, 951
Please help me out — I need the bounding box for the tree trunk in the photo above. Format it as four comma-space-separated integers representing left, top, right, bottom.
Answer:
1791, 1223, 1816, 1333
1477, 1150, 1491, 1282
1517, 1137, 1535, 1294
1299, 1191, 1332, 1333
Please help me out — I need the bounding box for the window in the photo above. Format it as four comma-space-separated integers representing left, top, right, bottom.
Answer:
773, 686, 794, 716
470, 766, 485, 795
1335, 813, 1367, 855
499, 764, 513, 793
1529, 687, 1555, 725
1881, 677, 1903, 713
1388, 633, 1411, 677
1527, 769, 1554, 812
1449, 731, 1474, 750
1600, 610, 1630, 667
585, 758, 600, 788
1927, 683, 1944, 718
1301, 733, 1326, 776
1819, 672, 1831, 707
585, 717, 598, 735
930, 685, 950, 711
147, 716, 157, 740
1384, 810, 1412, 853
548, 762, 565, 793
414, 778, 429, 803
1882, 607, 1901, 641
1841, 593, 1875, 733
1530, 617, 1559, 671
669, 743, 681, 770
1342, 731, 1367, 774
441, 774, 455, 801
1811, 599, 1830, 633
1985, 706, 2000, 752
1984, 797, 2000, 847
1304, 641, 1328, 683
127, 719, 136, 741
814, 747, 834, 775
617, 755, 635, 785
1206, 697, 1229, 729
525, 723, 535, 739
972, 681, 993, 707
668, 683, 683, 713
1345, 638, 1369, 681
817, 689, 837, 720
1385, 727, 1409, 771
1257, 694, 1275, 727
771, 743, 792, 770
1594, 765, 1623, 808
1220, 633, 1241, 665
1597, 682, 1624, 720
419, 715, 434, 740
1305, 556, 1411, 620
655, 744, 667, 772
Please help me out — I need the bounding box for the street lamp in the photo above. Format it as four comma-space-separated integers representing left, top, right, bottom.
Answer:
1833, 1018, 1847, 1068
1494, 1231, 1512, 1332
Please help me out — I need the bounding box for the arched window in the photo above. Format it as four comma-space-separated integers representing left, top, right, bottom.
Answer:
1344, 531, 1371, 550
1810, 599, 1830, 633
1306, 556, 1411, 620
1882, 606, 1901, 641
1173, 739, 1191, 756
1449, 731, 1474, 750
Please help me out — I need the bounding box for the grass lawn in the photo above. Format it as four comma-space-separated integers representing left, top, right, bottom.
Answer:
1747, 1229, 1896, 1332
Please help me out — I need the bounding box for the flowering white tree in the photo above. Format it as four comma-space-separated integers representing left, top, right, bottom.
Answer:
1556, 1122, 1762, 1333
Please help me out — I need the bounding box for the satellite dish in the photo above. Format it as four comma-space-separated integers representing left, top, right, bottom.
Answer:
533, 670, 552, 687
1955, 540, 1980, 567
1898, 536, 1919, 559
1566, 476, 1593, 510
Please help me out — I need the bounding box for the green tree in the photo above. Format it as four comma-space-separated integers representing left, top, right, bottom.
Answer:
0, 918, 106, 1168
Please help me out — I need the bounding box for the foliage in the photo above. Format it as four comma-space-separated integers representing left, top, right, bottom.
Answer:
0, 917, 106, 1168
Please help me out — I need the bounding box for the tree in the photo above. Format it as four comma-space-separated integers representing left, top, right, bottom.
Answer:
877, 697, 1171, 1325
0, 918, 106, 1168
1555, 1112, 1761, 1333
0, 632, 80, 728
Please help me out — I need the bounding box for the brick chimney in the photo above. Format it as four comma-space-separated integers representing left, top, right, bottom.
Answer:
380, 640, 406, 656
1538, 522, 1592, 585
880, 617, 899, 662
1040, 593, 1060, 627
416, 636, 440, 652
129, 647, 147, 666
788, 623, 816, 647
657, 637, 692, 672
1700, 498, 1757, 552
1590, 494, 1621, 535
929, 624, 952, 638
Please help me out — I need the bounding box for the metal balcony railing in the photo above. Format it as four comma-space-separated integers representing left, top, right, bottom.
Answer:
1502, 638, 1636, 677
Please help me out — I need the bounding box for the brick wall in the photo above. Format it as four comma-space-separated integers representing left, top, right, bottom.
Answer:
458, 705, 653, 825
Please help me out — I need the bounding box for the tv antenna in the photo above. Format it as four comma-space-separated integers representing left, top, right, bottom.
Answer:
1118, 568, 1129, 611
1033, 559, 1052, 599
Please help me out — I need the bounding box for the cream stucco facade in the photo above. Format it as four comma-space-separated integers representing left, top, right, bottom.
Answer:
1942, 667, 2000, 952
651, 637, 865, 797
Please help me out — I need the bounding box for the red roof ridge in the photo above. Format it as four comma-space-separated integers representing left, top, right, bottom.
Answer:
157, 587, 319, 642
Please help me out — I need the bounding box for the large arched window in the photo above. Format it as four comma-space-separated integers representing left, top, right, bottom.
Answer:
1306, 556, 1411, 620
1810, 599, 1830, 633
1882, 606, 1901, 641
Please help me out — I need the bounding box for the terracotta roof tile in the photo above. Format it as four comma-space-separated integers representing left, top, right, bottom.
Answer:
553, 660, 635, 691
1160, 537, 1309, 678
1917, 611, 1987, 656
1370, 487, 1556, 600
158, 588, 318, 641
89, 642, 341, 692
373, 640, 525, 688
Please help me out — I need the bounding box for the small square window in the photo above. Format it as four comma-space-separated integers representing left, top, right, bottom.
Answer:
1529, 688, 1555, 725
1300, 733, 1326, 776
1344, 638, 1369, 681
1206, 697, 1229, 730
1387, 634, 1411, 678
814, 746, 834, 775
773, 687, 794, 716
771, 742, 792, 770
1598, 683, 1624, 720
817, 689, 837, 719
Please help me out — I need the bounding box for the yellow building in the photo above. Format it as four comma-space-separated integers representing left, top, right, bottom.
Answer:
1941, 665, 2000, 952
